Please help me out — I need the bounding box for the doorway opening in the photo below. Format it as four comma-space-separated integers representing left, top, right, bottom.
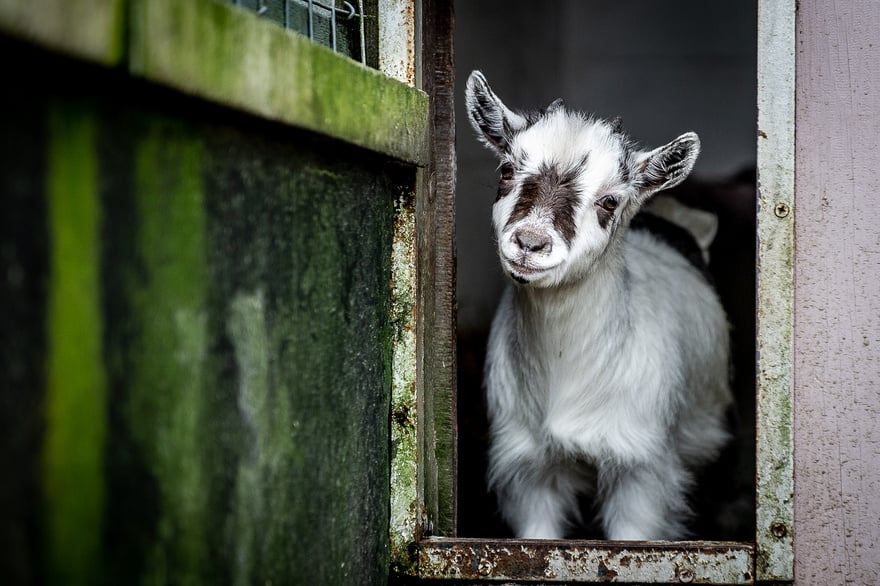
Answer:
453, 0, 758, 541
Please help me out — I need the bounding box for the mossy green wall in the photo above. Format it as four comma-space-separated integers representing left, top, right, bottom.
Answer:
43, 99, 108, 586
1, 46, 402, 586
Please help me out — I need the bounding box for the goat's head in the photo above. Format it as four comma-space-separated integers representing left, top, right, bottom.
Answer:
465, 70, 701, 287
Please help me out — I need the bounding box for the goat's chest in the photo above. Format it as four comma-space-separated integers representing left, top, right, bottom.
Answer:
513, 319, 669, 462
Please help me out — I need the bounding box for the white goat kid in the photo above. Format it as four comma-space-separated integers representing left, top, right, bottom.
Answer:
466, 71, 732, 541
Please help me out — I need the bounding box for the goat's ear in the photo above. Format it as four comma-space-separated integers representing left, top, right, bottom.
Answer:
466, 70, 528, 156
545, 98, 564, 114
633, 132, 700, 200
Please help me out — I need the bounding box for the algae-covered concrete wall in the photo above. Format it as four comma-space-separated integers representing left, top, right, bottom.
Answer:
1, 43, 407, 585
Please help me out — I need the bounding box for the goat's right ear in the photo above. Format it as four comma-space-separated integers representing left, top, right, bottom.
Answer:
466, 71, 527, 156
633, 132, 701, 201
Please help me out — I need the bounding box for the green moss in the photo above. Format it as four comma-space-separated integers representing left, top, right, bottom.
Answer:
10, 60, 404, 582
198, 127, 398, 585
130, 0, 428, 165
43, 100, 107, 586
280, 160, 395, 584
124, 121, 209, 585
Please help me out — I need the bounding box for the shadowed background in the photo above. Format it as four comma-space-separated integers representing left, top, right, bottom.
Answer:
453, 0, 758, 539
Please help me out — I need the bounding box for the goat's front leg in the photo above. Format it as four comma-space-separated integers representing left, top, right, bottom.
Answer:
491, 452, 585, 539
597, 457, 692, 540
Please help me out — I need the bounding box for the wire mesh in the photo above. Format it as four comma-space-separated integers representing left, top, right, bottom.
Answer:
228, 0, 371, 65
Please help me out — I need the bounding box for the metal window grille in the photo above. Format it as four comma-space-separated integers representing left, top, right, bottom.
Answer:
229, 0, 376, 67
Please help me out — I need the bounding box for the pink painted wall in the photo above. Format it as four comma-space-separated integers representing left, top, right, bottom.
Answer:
794, 0, 880, 583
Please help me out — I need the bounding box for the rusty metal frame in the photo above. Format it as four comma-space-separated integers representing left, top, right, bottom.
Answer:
393, 1, 798, 583
754, 0, 796, 581
419, 539, 754, 583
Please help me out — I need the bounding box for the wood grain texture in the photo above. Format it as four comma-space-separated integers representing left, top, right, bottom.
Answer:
794, 1, 880, 583
418, 0, 458, 537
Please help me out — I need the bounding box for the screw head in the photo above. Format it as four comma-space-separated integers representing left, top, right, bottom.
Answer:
774, 202, 790, 218
678, 567, 695, 583
477, 558, 493, 576
770, 520, 788, 538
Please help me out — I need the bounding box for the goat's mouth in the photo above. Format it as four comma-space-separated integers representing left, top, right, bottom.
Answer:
505, 259, 552, 284
505, 272, 528, 284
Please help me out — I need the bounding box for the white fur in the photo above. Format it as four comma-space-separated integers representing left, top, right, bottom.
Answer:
467, 71, 732, 540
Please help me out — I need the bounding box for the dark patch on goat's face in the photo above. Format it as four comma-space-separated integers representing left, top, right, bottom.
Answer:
497, 180, 514, 201
504, 164, 581, 246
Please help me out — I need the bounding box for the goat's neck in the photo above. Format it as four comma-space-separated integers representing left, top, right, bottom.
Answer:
515, 249, 628, 342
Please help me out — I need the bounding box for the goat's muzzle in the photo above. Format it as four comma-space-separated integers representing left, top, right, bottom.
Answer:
513, 228, 552, 254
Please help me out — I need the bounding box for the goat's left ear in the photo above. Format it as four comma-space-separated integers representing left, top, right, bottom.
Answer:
633, 132, 700, 201
466, 70, 528, 156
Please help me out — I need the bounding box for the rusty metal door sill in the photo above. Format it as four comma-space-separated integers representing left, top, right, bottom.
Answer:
418, 537, 755, 583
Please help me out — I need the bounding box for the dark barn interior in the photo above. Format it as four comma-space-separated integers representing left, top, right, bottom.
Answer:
453, 0, 758, 540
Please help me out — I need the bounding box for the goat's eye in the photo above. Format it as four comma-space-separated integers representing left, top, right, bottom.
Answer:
500, 162, 515, 181
598, 195, 619, 212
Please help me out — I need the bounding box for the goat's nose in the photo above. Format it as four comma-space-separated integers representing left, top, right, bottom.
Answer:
514, 229, 552, 253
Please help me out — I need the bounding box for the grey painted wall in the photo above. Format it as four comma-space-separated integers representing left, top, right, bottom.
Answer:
793, 0, 880, 582
455, 0, 757, 330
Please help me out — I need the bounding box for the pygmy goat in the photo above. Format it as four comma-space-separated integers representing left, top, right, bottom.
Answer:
465, 71, 732, 540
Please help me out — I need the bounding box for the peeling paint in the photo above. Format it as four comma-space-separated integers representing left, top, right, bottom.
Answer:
389, 188, 421, 572
378, 0, 417, 85
419, 538, 755, 583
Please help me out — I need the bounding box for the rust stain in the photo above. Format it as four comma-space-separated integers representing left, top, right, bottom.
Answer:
418, 538, 755, 583
597, 559, 619, 581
